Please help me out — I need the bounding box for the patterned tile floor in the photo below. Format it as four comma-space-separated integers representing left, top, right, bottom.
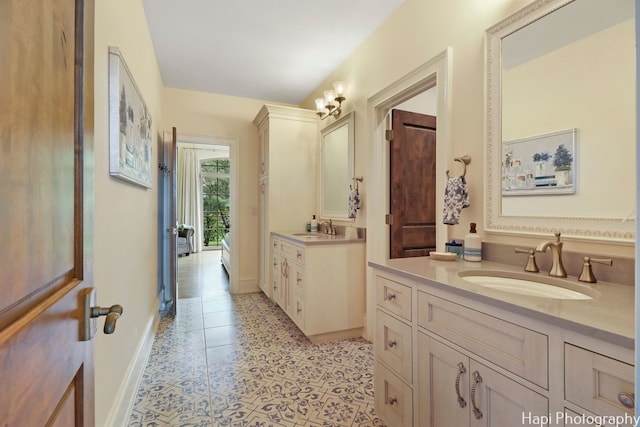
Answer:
128, 251, 385, 426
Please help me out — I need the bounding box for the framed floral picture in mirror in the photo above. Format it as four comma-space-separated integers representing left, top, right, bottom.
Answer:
502, 128, 576, 196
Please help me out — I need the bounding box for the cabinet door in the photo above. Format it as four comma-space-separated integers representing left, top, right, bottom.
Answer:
258, 181, 269, 296
291, 294, 305, 330
274, 256, 287, 309
292, 262, 304, 299
469, 359, 548, 427
419, 333, 548, 427
418, 333, 470, 427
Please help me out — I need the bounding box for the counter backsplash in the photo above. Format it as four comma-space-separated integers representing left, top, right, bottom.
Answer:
482, 241, 635, 287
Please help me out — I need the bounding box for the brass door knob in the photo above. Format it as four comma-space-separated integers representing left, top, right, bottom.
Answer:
80, 288, 123, 340
91, 305, 123, 334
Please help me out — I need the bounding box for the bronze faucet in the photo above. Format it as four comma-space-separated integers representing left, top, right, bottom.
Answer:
319, 219, 336, 235
536, 232, 567, 278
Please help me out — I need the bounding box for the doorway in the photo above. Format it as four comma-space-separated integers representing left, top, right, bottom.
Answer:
389, 109, 437, 258
159, 133, 240, 308
176, 142, 230, 299
365, 48, 452, 340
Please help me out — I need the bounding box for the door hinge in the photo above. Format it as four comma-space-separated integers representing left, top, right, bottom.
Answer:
385, 214, 393, 225
385, 129, 394, 141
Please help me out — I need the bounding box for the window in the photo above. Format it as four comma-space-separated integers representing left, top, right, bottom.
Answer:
201, 159, 230, 248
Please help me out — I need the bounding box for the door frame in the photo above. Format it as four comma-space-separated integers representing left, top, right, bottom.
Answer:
365, 48, 452, 340
175, 133, 240, 293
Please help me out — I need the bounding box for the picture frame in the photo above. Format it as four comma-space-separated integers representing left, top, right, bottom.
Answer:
502, 129, 576, 196
109, 46, 153, 188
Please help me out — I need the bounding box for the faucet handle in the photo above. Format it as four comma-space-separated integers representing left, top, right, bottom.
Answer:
578, 256, 613, 283
515, 248, 539, 273
553, 231, 562, 242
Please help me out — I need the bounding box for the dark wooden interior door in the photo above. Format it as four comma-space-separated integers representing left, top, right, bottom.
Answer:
389, 109, 437, 258
0, 0, 97, 425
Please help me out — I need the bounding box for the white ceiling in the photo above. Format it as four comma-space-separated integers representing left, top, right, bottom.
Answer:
142, 0, 405, 105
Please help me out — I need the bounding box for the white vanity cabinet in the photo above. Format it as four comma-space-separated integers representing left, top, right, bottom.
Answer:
254, 104, 317, 299
274, 238, 306, 329
272, 234, 365, 343
371, 264, 635, 427
417, 292, 549, 427
418, 333, 548, 427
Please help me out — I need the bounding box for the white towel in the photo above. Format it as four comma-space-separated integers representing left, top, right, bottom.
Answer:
348, 188, 361, 219
442, 176, 470, 225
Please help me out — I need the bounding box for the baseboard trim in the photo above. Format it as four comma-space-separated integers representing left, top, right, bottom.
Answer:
104, 303, 161, 427
236, 278, 260, 294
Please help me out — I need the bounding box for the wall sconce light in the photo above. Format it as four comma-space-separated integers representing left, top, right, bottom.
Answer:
314, 81, 347, 120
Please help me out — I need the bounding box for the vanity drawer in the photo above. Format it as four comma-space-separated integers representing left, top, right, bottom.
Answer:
377, 310, 412, 383
376, 275, 412, 322
565, 344, 635, 423
375, 362, 413, 427
280, 241, 305, 264
418, 292, 548, 388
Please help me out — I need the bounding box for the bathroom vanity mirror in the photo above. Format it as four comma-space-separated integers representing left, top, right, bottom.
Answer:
321, 111, 355, 220
485, 0, 635, 243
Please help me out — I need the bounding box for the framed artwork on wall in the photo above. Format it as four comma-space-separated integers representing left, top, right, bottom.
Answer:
502, 129, 576, 196
108, 46, 153, 188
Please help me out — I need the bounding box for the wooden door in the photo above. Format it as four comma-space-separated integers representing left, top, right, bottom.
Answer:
0, 0, 97, 425
389, 109, 437, 258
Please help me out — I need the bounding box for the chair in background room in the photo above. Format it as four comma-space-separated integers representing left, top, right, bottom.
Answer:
177, 224, 194, 256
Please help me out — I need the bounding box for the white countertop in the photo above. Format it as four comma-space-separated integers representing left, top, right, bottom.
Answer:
273, 231, 365, 245
369, 256, 635, 349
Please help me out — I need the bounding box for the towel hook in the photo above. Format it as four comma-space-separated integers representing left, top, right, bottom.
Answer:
352, 176, 363, 191
446, 155, 471, 178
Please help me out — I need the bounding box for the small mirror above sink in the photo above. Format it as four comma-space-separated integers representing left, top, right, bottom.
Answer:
458, 270, 599, 300
320, 111, 355, 220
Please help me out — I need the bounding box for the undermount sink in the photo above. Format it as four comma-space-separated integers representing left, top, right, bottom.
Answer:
292, 233, 326, 238
458, 270, 598, 300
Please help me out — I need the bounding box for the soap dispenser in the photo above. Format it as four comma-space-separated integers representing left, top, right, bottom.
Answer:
464, 222, 482, 262
310, 215, 318, 232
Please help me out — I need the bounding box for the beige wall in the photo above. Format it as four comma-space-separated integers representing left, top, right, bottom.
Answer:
303, 0, 531, 237
93, 0, 164, 425
502, 19, 635, 219
301, 0, 633, 257
162, 88, 289, 287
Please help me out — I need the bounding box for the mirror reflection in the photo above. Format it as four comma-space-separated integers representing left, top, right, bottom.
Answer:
486, 0, 635, 242
321, 112, 354, 220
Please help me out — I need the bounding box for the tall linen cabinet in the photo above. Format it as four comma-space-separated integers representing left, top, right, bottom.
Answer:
254, 104, 317, 299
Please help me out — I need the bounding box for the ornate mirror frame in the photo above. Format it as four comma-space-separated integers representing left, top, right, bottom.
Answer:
485, 0, 635, 244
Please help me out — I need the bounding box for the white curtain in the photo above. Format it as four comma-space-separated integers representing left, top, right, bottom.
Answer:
178, 148, 203, 252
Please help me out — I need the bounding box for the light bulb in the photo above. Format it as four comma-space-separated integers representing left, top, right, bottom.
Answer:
323, 90, 335, 105
333, 81, 346, 97
315, 98, 326, 113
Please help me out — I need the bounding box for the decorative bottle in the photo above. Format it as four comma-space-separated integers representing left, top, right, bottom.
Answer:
464, 222, 482, 262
